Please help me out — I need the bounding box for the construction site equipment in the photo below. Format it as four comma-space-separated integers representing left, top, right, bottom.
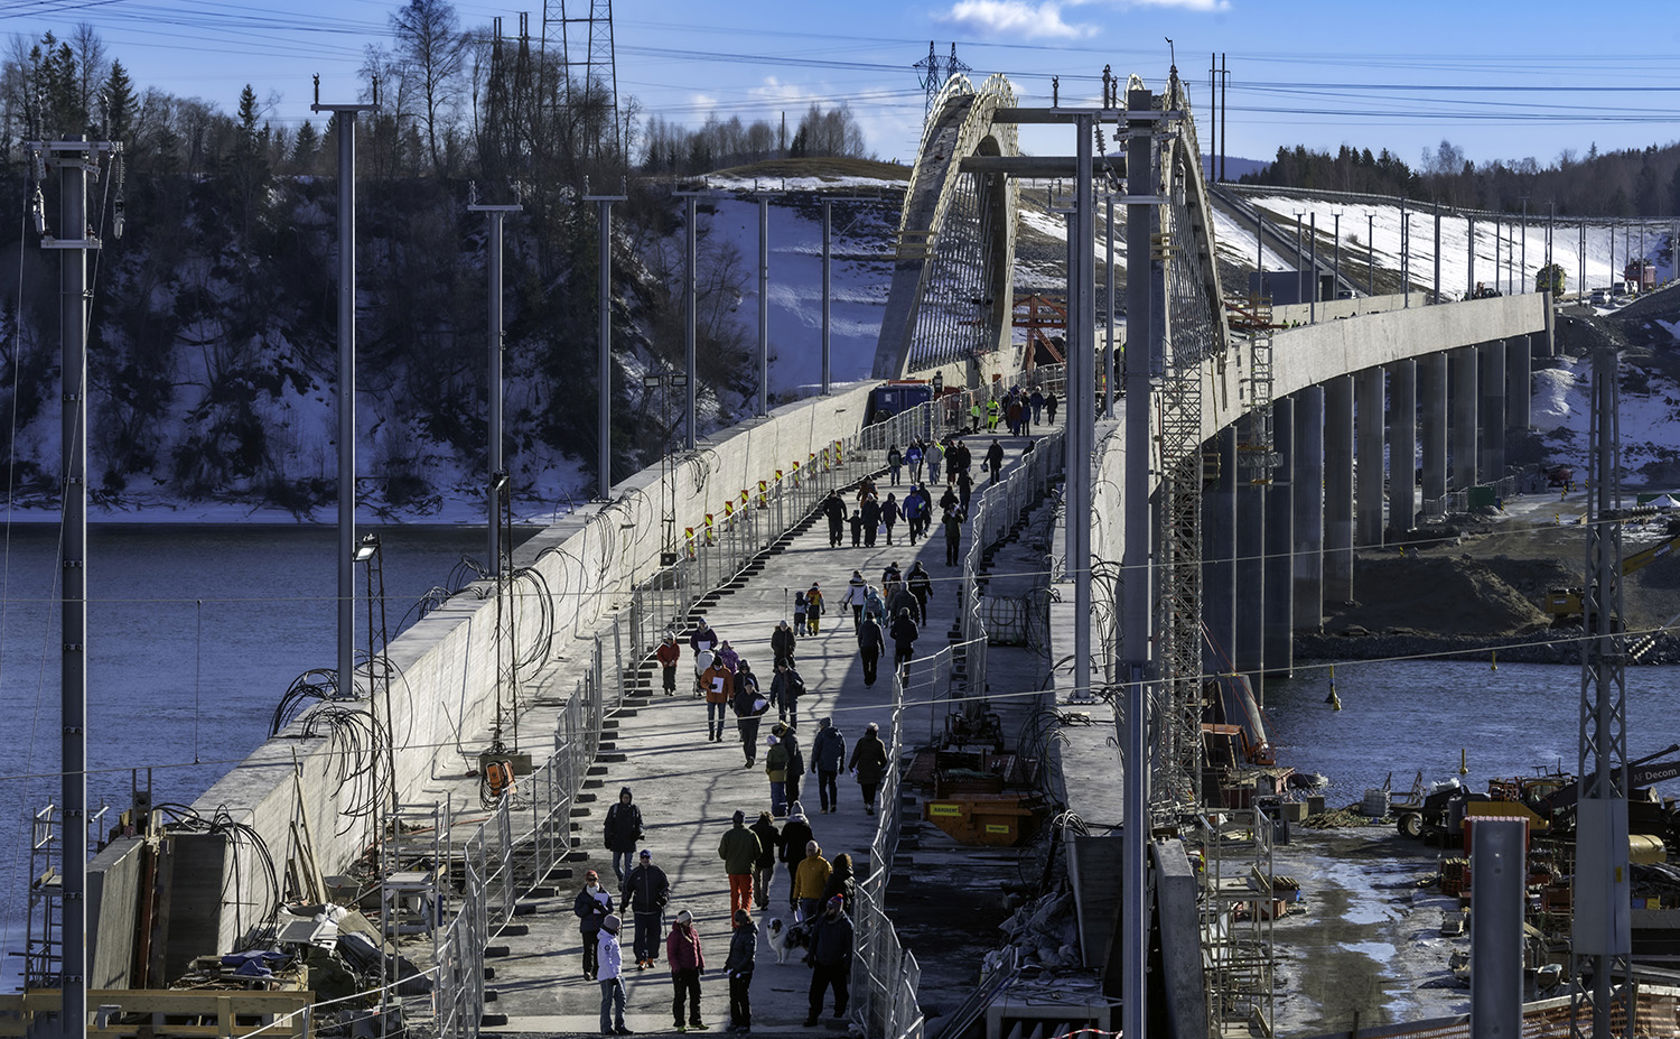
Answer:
1545, 530, 1680, 622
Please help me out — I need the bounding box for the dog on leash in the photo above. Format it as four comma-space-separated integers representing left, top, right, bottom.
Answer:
764, 916, 813, 965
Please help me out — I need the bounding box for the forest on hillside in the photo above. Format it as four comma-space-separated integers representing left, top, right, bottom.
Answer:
1240, 139, 1680, 218
0, 2, 867, 517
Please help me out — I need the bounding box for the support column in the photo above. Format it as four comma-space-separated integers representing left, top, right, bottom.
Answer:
1480, 341, 1507, 484
1389, 359, 1416, 538
1356, 367, 1385, 546
1420, 353, 1448, 507
1291, 387, 1324, 633
1507, 335, 1532, 434
1263, 399, 1294, 677
1451, 346, 1479, 490
1235, 414, 1266, 675
1324, 376, 1354, 604
1202, 427, 1237, 672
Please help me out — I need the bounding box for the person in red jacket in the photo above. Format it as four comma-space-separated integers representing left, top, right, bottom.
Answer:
655, 635, 681, 696
666, 908, 707, 1031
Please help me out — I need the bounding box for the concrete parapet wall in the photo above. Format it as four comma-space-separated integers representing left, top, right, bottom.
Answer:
154, 382, 876, 962
1200, 294, 1548, 443
1271, 291, 1417, 326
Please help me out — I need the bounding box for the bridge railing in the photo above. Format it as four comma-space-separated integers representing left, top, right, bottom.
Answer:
856, 365, 1068, 469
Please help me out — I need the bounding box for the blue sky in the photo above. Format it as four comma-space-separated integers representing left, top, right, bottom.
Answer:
6, 0, 1680, 171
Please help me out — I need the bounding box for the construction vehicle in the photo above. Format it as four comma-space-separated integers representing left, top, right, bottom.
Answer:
1545, 529, 1680, 622
1396, 744, 1680, 843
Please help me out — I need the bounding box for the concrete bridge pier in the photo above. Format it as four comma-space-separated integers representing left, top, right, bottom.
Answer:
1450, 346, 1479, 489
1263, 398, 1294, 677
1202, 427, 1237, 672
1292, 386, 1324, 632
1479, 341, 1507, 482
1355, 367, 1386, 545
1388, 359, 1417, 537
1235, 414, 1266, 676
1420, 353, 1448, 506
1507, 335, 1532, 434
1324, 375, 1355, 604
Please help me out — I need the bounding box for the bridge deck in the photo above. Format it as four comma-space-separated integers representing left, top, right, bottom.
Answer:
466, 423, 1059, 1037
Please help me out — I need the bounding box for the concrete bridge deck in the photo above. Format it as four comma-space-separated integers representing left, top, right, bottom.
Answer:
456, 425, 1058, 1037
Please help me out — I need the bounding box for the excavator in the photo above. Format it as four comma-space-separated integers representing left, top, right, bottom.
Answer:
1545, 529, 1680, 623
1395, 744, 1680, 844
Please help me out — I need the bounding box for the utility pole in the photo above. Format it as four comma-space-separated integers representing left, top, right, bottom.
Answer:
1572, 341, 1632, 1039
1434, 203, 1442, 304
311, 81, 376, 710
1367, 211, 1376, 298
1104, 191, 1115, 418
1293, 211, 1304, 305
34, 131, 117, 1039
1219, 53, 1228, 183
1120, 88, 1156, 1039
467, 192, 523, 569
1520, 198, 1528, 293
1309, 212, 1318, 321
1331, 210, 1341, 301
1400, 199, 1410, 306
686, 195, 698, 448
586, 182, 628, 500
822, 199, 833, 396
753, 188, 781, 417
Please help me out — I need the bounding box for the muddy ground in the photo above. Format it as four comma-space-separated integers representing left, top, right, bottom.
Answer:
1268, 825, 1470, 1037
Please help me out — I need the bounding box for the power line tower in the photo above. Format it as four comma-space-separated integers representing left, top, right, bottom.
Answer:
542, 0, 620, 156
913, 42, 971, 124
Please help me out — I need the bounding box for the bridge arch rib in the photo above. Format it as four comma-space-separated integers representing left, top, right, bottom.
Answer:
872, 74, 1019, 381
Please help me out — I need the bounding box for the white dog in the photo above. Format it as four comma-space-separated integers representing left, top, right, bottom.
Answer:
764, 916, 813, 965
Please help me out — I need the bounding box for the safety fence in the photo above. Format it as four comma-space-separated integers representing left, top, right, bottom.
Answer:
1418, 473, 1522, 522
850, 417, 1068, 1039
856, 365, 1067, 462
851, 673, 923, 1039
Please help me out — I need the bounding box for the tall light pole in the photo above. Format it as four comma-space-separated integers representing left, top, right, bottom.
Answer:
468, 194, 522, 568
1367, 210, 1376, 298
586, 182, 629, 500
1331, 209, 1341, 302
311, 82, 376, 709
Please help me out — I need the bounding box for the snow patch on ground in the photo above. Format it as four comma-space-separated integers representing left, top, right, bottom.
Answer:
1531, 355, 1680, 481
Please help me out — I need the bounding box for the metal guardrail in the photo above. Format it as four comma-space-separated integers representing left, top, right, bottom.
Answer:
851, 405, 1067, 1039
1418, 474, 1522, 522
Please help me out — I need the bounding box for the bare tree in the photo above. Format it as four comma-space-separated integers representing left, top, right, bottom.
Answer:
391, 0, 466, 174
71, 23, 105, 130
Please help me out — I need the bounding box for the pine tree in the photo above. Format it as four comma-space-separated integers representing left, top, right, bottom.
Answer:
102, 60, 134, 142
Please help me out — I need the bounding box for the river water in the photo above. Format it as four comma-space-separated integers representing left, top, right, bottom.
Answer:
0, 523, 495, 988
1266, 658, 1680, 806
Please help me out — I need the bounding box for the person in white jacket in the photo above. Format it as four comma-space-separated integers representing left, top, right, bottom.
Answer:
843, 571, 868, 631
597, 915, 632, 1035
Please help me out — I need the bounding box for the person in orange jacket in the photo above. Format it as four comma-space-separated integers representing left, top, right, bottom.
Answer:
702, 658, 734, 743
655, 634, 681, 696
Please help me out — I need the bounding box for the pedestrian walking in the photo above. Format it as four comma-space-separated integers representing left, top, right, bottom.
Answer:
943, 509, 963, 567
771, 620, 796, 668
666, 909, 706, 1032
905, 440, 924, 484
889, 608, 919, 681
792, 591, 808, 637
604, 787, 645, 885
793, 841, 832, 921
803, 897, 853, 1025
951, 440, 972, 480
732, 672, 768, 767
779, 806, 814, 895
821, 853, 856, 914
863, 586, 886, 628
749, 811, 781, 910
765, 734, 791, 817
822, 491, 846, 548
958, 470, 973, 514
848, 509, 863, 547
1030, 388, 1044, 426
902, 487, 926, 544
985, 396, 1000, 431
861, 496, 881, 547
779, 723, 806, 809
849, 722, 889, 815
804, 583, 823, 635
771, 662, 805, 728
597, 915, 631, 1036
886, 443, 903, 485
701, 657, 734, 743
927, 439, 944, 484
939, 484, 959, 514
985, 438, 1005, 483
811, 718, 846, 814
625, 849, 671, 970
844, 570, 868, 631
882, 493, 900, 545
907, 562, 933, 624
574, 870, 615, 979
689, 618, 719, 658
1045, 391, 1058, 424
718, 810, 762, 921
1006, 398, 1023, 436
656, 635, 681, 696
856, 613, 883, 687
724, 908, 756, 1033
968, 399, 983, 433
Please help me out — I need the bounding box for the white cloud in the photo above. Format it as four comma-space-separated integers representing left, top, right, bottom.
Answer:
1126, 0, 1230, 8
938, 0, 1093, 40
748, 77, 821, 107
691, 93, 719, 117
